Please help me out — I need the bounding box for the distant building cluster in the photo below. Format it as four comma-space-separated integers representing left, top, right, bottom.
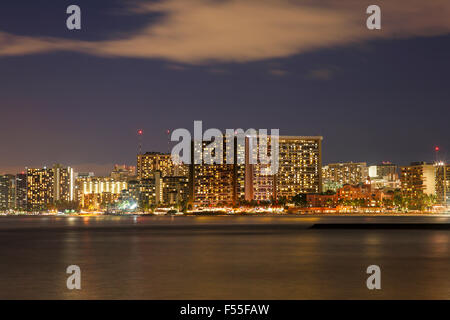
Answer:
1, 165, 75, 212
318, 160, 449, 210
322, 162, 400, 192
0, 137, 449, 213
189, 136, 322, 207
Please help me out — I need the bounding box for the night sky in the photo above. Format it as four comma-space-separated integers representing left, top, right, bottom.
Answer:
1, 0, 449, 175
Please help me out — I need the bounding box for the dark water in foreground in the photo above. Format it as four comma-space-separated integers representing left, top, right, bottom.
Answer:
0, 215, 449, 299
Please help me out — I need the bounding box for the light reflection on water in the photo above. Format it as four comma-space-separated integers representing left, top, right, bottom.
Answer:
0, 215, 449, 299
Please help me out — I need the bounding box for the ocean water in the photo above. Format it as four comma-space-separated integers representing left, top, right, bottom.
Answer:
0, 215, 449, 299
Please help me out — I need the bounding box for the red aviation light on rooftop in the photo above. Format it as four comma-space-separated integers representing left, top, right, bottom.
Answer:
137, 129, 143, 136
435, 146, 440, 152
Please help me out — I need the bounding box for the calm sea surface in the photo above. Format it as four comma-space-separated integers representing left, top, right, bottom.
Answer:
0, 215, 449, 299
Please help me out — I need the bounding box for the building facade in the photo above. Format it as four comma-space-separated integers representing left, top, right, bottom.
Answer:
0, 174, 16, 211
137, 152, 187, 179
53, 164, 74, 202
307, 183, 393, 208
189, 138, 245, 207
15, 173, 27, 211
367, 162, 400, 190
138, 172, 162, 209
26, 167, 54, 211
245, 136, 323, 202
274, 136, 323, 199
323, 162, 369, 186
400, 162, 436, 197
76, 176, 127, 210
190, 135, 323, 206
244, 135, 276, 202
371, 162, 398, 179
435, 163, 449, 205
162, 176, 189, 205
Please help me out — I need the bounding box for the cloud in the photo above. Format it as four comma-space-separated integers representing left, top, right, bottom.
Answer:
165, 64, 189, 71
207, 68, 230, 74
307, 68, 335, 80
269, 69, 289, 76
0, 31, 83, 56
1, 0, 450, 64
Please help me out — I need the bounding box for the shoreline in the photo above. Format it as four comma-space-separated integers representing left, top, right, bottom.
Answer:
1, 211, 448, 217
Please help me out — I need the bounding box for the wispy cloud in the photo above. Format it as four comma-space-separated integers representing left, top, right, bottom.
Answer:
268, 69, 289, 77
1, 0, 450, 63
165, 64, 189, 71
207, 68, 230, 74
307, 68, 335, 80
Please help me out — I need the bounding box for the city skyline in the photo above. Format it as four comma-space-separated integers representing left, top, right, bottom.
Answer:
0, 1, 449, 175
0, 139, 447, 176
2, 144, 448, 212
1, 0, 450, 304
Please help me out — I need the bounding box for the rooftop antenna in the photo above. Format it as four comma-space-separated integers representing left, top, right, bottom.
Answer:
167, 129, 170, 154
137, 129, 143, 155
435, 146, 440, 164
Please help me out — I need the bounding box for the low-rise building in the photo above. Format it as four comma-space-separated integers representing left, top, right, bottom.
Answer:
76, 176, 127, 210
306, 183, 393, 208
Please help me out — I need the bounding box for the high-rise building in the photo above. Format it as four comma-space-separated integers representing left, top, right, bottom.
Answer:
245, 136, 323, 201
400, 162, 436, 197
0, 174, 16, 211
244, 135, 275, 202
27, 167, 54, 212
246, 165, 275, 201
15, 173, 27, 211
26, 165, 74, 211
190, 151, 235, 207
189, 135, 323, 206
274, 136, 323, 199
139, 172, 162, 209
137, 152, 187, 179
189, 137, 245, 207
162, 176, 189, 205
53, 164, 74, 202
435, 163, 449, 205
323, 162, 368, 186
